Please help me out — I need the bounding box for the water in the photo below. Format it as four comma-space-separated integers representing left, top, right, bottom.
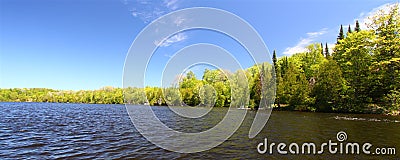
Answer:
0, 102, 399, 159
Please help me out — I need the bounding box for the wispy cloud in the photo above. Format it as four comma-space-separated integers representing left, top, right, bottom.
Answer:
173, 16, 186, 27
126, 0, 188, 47
127, 0, 182, 23
355, 3, 397, 30
307, 29, 328, 37
164, 0, 179, 10
282, 3, 397, 56
164, 53, 173, 58
283, 28, 328, 55
153, 16, 188, 47
154, 33, 187, 47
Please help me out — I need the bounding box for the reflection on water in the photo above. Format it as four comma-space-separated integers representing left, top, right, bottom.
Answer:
333, 115, 400, 123
0, 102, 399, 159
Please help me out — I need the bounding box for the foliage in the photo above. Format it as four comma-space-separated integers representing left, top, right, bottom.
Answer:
333, 30, 375, 112
311, 59, 345, 112
383, 89, 400, 113
0, 87, 124, 104
368, 4, 400, 108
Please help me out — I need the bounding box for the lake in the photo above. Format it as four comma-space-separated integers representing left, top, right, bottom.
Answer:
0, 102, 399, 159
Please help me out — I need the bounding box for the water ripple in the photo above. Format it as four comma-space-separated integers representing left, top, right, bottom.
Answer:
0, 103, 399, 159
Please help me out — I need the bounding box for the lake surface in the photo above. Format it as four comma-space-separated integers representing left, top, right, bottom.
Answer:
0, 102, 399, 159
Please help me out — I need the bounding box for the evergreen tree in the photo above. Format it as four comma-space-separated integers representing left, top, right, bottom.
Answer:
272, 50, 280, 107
320, 43, 324, 56
337, 24, 344, 43
325, 43, 330, 58
272, 50, 277, 72
347, 24, 352, 34
355, 20, 361, 32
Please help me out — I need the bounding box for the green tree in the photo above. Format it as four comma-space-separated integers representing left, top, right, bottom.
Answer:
325, 43, 330, 58
320, 43, 324, 56
179, 71, 202, 106
230, 70, 249, 108
283, 62, 310, 110
383, 89, 400, 114
199, 84, 216, 107
347, 24, 352, 34
334, 30, 375, 112
272, 50, 282, 107
272, 50, 277, 73
312, 59, 345, 112
296, 43, 325, 81
368, 4, 400, 109
337, 24, 344, 43
355, 20, 361, 32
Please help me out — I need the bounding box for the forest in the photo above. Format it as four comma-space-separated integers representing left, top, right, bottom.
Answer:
0, 5, 399, 114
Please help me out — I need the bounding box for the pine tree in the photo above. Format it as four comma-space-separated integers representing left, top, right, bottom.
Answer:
281, 57, 289, 78
272, 50, 281, 107
272, 50, 277, 70
347, 24, 352, 34
355, 20, 361, 32
325, 43, 330, 58
320, 43, 324, 56
272, 50, 278, 84
337, 24, 344, 44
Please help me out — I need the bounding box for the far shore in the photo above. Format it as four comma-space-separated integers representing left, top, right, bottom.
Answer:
1, 101, 398, 116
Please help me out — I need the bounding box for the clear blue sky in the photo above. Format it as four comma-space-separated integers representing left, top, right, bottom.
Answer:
0, 0, 397, 90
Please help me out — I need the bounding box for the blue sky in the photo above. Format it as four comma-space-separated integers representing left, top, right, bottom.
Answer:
0, 0, 398, 90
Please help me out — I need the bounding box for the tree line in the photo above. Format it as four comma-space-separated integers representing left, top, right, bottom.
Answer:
273, 5, 399, 114
1, 5, 399, 114
0, 63, 275, 109
0, 87, 124, 104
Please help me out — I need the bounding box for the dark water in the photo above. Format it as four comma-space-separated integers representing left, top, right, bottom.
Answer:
0, 102, 399, 159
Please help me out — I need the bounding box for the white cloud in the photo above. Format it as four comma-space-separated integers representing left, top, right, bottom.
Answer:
154, 33, 187, 47
127, 0, 182, 23
173, 16, 186, 27
164, 0, 179, 10
164, 54, 173, 58
283, 3, 398, 56
307, 29, 328, 37
356, 3, 398, 30
283, 28, 328, 55
126, 0, 189, 47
